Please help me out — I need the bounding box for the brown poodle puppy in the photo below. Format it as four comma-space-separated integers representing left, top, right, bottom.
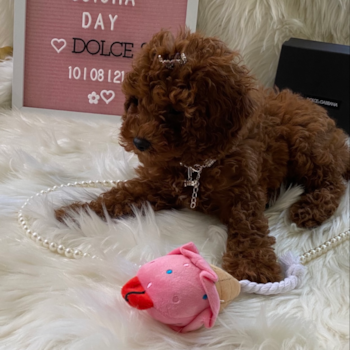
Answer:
56, 30, 350, 283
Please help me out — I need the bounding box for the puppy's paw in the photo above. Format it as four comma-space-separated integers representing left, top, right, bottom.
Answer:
54, 208, 68, 223
289, 193, 336, 228
223, 249, 282, 283
54, 203, 87, 223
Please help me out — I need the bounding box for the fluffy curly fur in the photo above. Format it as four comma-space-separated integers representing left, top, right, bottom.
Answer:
56, 30, 350, 283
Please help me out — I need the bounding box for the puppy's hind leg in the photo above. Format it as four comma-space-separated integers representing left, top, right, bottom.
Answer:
288, 129, 348, 228
289, 177, 346, 228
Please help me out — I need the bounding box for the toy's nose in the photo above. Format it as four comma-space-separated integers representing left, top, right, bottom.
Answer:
121, 276, 154, 310
133, 138, 151, 152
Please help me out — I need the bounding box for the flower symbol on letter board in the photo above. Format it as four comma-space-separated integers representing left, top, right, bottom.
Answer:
88, 91, 100, 105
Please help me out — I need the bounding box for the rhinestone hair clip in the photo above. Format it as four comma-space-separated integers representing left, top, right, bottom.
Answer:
158, 53, 187, 69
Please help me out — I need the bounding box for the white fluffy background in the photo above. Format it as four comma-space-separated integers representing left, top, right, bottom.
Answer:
197, 0, 350, 87
0, 0, 349, 349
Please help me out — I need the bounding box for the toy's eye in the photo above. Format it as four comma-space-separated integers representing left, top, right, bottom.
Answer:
203, 294, 208, 300
166, 269, 173, 274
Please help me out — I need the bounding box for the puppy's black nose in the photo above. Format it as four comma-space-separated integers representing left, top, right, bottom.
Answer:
133, 138, 151, 151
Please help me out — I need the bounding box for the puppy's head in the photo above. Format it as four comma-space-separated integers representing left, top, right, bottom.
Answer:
120, 30, 255, 167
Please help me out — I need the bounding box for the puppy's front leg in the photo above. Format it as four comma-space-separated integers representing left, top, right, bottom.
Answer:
55, 178, 179, 221
219, 188, 282, 283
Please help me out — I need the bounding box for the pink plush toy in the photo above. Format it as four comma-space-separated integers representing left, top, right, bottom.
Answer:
121, 242, 241, 332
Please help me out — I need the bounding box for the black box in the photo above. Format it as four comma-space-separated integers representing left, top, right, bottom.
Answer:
275, 38, 349, 134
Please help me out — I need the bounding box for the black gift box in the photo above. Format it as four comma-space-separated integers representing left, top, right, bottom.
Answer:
275, 38, 349, 134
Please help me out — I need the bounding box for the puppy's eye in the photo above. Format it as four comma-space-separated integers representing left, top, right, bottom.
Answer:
131, 97, 139, 106
166, 106, 183, 135
125, 96, 139, 111
168, 106, 182, 117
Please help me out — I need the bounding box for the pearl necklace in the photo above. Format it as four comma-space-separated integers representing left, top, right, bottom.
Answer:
17, 180, 123, 259
17, 180, 350, 263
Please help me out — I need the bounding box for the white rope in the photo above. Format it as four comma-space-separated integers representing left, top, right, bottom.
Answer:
239, 253, 305, 295
239, 230, 349, 295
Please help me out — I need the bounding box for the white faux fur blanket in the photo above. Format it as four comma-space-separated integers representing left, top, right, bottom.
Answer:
0, 110, 349, 350
0, 0, 349, 349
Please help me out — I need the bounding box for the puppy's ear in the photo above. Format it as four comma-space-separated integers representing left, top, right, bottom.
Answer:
225, 53, 256, 133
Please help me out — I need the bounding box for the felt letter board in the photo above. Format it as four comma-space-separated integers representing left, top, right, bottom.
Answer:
13, 0, 198, 120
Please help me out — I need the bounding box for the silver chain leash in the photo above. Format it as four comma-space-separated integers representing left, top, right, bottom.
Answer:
180, 159, 216, 209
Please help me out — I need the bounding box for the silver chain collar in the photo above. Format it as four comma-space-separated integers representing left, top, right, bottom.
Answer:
180, 159, 216, 209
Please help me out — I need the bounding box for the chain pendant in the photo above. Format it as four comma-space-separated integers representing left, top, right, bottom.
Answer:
181, 159, 216, 209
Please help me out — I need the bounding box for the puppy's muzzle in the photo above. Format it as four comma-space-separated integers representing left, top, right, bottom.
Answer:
133, 137, 151, 152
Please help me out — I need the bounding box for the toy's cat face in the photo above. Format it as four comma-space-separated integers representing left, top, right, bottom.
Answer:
119, 30, 255, 168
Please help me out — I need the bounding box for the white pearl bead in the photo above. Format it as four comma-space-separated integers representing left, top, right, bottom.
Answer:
304, 252, 311, 261
73, 250, 83, 259
60, 184, 65, 188
91, 255, 97, 259
331, 238, 337, 244
52, 186, 57, 190
299, 256, 306, 264
40, 190, 45, 194
49, 242, 57, 252
36, 236, 43, 245
57, 245, 66, 254
315, 247, 322, 256
83, 253, 90, 258
65, 248, 73, 258
31, 232, 38, 240
320, 244, 327, 251
310, 249, 316, 256
26, 229, 32, 238
43, 239, 50, 248
336, 236, 342, 243
325, 241, 332, 249
23, 224, 28, 230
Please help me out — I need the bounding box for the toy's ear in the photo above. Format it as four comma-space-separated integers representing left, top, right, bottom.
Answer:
200, 271, 220, 327
167, 242, 199, 256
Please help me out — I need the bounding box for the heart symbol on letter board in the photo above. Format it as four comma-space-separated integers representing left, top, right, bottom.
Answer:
51, 38, 67, 54
100, 90, 115, 105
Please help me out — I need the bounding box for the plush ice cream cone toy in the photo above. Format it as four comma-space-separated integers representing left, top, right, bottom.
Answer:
0, 46, 13, 61
121, 242, 241, 333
